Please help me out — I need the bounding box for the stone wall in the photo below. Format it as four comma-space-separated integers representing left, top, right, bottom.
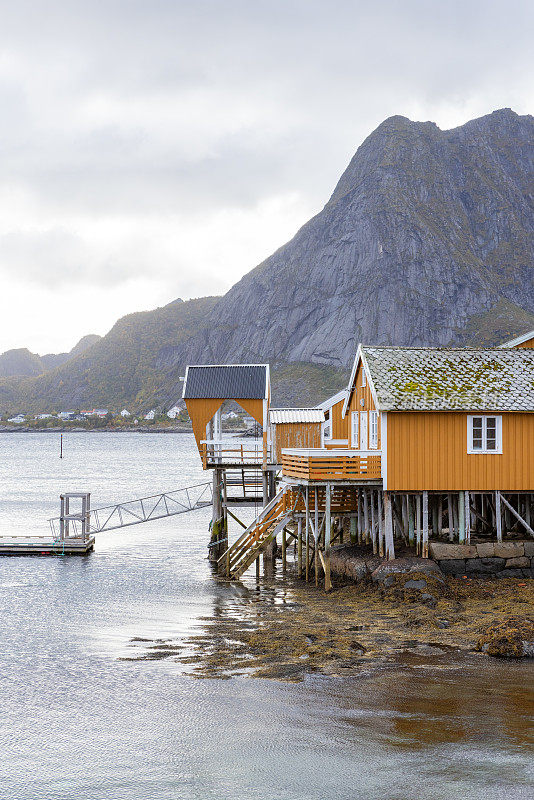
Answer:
428, 541, 534, 578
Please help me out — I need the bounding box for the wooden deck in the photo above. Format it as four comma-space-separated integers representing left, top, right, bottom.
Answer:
0, 536, 95, 556
200, 440, 275, 468
281, 448, 382, 482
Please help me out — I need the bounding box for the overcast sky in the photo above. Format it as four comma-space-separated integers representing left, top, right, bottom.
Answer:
0, 0, 532, 354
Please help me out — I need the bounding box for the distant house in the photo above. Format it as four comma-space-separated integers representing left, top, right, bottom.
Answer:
35, 413, 53, 420
222, 411, 239, 420
120, 409, 131, 417
167, 404, 181, 419
8, 414, 26, 424
243, 416, 256, 429
92, 409, 109, 418
58, 411, 75, 421
144, 410, 156, 420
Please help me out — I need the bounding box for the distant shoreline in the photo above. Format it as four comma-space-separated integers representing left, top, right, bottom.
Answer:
0, 426, 251, 435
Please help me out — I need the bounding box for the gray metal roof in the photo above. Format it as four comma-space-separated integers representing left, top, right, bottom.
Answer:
269, 408, 325, 424
361, 347, 534, 412
183, 364, 269, 400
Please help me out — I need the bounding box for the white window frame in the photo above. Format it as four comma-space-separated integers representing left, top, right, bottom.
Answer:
360, 411, 368, 450
351, 411, 359, 448
361, 367, 366, 387
467, 415, 502, 454
369, 410, 378, 450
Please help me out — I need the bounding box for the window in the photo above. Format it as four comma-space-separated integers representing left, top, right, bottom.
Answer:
467, 415, 502, 454
351, 411, 359, 447
361, 368, 366, 387
359, 411, 368, 449
369, 411, 378, 449
323, 411, 331, 442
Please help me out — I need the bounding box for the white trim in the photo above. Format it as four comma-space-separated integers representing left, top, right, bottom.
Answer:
467, 415, 502, 454
350, 411, 359, 448
369, 410, 378, 449
341, 345, 380, 418
498, 330, 534, 348
323, 438, 349, 446
181, 365, 190, 399
282, 448, 382, 458
359, 410, 368, 450
381, 412, 387, 490
315, 388, 348, 411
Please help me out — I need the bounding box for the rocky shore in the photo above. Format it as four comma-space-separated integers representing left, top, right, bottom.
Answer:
120, 565, 534, 680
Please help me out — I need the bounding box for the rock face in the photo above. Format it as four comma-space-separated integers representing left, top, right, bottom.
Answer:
1, 108, 533, 411
171, 108, 534, 368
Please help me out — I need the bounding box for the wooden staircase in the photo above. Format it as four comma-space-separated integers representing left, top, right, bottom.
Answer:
217, 486, 292, 580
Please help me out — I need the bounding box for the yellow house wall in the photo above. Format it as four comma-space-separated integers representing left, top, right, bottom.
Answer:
386, 411, 534, 491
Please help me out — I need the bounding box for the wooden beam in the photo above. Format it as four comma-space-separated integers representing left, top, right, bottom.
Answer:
384, 491, 395, 560
500, 494, 534, 538
325, 483, 332, 591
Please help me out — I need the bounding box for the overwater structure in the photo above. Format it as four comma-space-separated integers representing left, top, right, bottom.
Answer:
184, 330, 534, 586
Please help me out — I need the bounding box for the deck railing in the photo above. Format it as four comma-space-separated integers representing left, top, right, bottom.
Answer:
200, 440, 273, 468
281, 448, 382, 482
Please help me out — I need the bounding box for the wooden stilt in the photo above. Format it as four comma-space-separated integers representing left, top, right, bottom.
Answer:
325, 483, 332, 591
305, 487, 310, 582
415, 494, 421, 555
314, 487, 319, 587
377, 491, 384, 557
465, 491, 471, 544
458, 491, 465, 544
363, 490, 369, 544
495, 491, 502, 543
422, 490, 429, 558
384, 491, 395, 560
408, 495, 415, 547
370, 490, 377, 554
297, 517, 303, 576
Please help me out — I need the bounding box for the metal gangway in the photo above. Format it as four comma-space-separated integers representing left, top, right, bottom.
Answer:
48, 481, 213, 539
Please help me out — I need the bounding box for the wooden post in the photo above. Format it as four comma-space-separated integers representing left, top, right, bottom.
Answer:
297, 517, 303, 576
408, 495, 415, 547
432, 497, 438, 541
370, 490, 377, 554
465, 491, 471, 544
438, 496, 443, 538
282, 527, 287, 571
305, 487, 310, 582
458, 491, 465, 544
357, 488, 362, 544
415, 494, 421, 555
384, 491, 395, 560
422, 490, 429, 558
363, 490, 369, 544
377, 491, 384, 557
350, 516, 357, 544
314, 487, 319, 587
325, 483, 332, 591
495, 491, 502, 543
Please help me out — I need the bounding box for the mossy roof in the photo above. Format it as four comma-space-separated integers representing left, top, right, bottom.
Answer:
362, 347, 534, 411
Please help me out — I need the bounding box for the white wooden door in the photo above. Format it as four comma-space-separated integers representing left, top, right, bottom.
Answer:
360, 411, 368, 450
351, 412, 359, 448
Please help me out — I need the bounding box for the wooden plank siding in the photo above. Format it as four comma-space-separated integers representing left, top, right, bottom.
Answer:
271, 422, 322, 463
345, 362, 381, 449
386, 411, 534, 491
185, 397, 265, 450
329, 398, 349, 441
282, 450, 381, 482
515, 336, 534, 348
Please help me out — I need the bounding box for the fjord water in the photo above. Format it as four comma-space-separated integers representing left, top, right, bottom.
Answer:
0, 433, 532, 800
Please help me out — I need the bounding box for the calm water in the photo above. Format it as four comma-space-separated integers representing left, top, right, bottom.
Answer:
0, 432, 532, 800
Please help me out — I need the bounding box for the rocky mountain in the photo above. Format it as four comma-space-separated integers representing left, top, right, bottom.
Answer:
164, 108, 534, 369
0, 335, 101, 378
0, 108, 532, 413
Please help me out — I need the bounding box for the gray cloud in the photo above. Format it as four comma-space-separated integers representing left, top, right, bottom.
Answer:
0, 0, 532, 349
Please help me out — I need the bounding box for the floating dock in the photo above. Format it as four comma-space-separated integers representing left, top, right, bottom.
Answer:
0, 536, 95, 556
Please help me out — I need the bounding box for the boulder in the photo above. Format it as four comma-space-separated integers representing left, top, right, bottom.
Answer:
505, 556, 530, 568
475, 543, 495, 557
476, 617, 534, 658
429, 543, 477, 560
494, 542, 525, 559
439, 559, 466, 575
524, 541, 534, 558
465, 557, 505, 574
371, 557, 443, 584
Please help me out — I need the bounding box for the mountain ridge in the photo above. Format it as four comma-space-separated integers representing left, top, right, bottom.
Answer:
1, 107, 532, 413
